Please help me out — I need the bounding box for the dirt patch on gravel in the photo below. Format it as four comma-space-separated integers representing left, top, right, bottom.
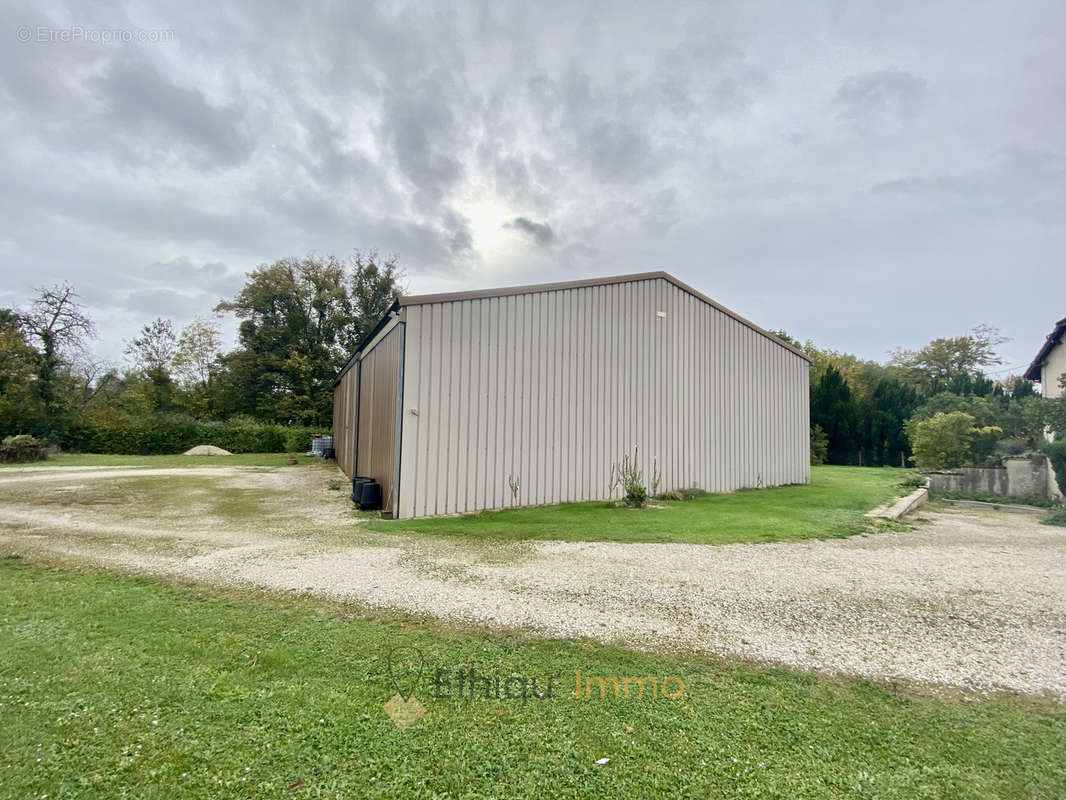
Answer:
1, 464, 1064, 699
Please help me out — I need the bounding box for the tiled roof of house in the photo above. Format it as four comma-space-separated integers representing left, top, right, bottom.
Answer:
1024, 316, 1066, 382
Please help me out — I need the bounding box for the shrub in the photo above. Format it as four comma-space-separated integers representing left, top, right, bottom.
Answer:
1046, 440, 1066, 497
227, 422, 286, 454
284, 427, 313, 454
0, 434, 47, 463
659, 489, 685, 502
905, 412, 976, 471
625, 483, 648, 508
970, 426, 1003, 464
609, 445, 648, 508
898, 471, 927, 490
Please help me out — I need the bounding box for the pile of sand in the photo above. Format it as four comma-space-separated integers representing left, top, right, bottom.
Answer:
182, 445, 233, 456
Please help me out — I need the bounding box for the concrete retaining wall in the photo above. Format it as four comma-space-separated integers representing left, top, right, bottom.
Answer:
929, 455, 1060, 499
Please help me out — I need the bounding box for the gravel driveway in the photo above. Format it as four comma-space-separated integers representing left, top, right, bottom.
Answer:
2, 464, 1065, 698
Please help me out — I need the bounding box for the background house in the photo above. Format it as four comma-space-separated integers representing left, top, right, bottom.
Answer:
1024, 316, 1066, 398
333, 271, 811, 518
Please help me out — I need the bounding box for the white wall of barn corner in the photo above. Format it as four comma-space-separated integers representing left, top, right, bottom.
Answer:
396, 277, 809, 519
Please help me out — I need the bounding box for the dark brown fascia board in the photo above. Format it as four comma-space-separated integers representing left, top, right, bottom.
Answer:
399, 270, 812, 362
1023, 315, 1066, 382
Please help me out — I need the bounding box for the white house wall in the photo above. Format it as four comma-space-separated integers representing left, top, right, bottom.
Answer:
396, 276, 809, 519
1042, 343, 1066, 398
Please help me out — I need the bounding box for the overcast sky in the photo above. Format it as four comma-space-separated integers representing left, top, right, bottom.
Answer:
2, 1, 1063, 376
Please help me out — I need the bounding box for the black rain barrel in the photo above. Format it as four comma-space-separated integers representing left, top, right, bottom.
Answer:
358, 481, 382, 511
352, 476, 372, 502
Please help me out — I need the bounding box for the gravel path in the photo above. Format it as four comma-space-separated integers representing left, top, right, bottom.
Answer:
2, 465, 1065, 698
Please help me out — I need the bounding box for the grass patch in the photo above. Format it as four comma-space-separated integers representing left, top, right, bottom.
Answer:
368, 466, 908, 545
0, 452, 322, 469
1041, 506, 1066, 527
931, 491, 1058, 509
0, 561, 1062, 799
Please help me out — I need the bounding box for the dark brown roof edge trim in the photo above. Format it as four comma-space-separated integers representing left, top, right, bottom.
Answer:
399, 270, 812, 362
1023, 315, 1066, 382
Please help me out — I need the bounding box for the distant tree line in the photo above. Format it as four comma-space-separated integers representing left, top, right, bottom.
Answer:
773, 325, 1061, 468
0, 252, 402, 452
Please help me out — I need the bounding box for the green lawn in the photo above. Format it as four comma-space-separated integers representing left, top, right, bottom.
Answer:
367, 466, 909, 544
0, 561, 1062, 799
0, 452, 321, 469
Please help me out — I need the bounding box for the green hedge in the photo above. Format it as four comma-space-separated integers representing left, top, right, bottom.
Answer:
67, 413, 318, 455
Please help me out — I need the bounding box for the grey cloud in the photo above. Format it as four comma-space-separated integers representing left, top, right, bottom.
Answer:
119, 287, 212, 318
529, 68, 670, 183
870, 146, 1066, 217
146, 258, 242, 296
639, 188, 681, 235
84, 258, 245, 317
834, 68, 926, 128
870, 176, 970, 196
92, 56, 250, 165
504, 217, 555, 246
378, 78, 467, 209
441, 208, 474, 256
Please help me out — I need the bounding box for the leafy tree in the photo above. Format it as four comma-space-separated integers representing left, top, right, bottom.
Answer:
999, 396, 1049, 449
911, 393, 995, 427
890, 324, 1007, 393
123, 318, 180, 414
905, 411, 976, 471
125, 318, 176, 375
172, 317, 224, 417
172, 318, 223, 389
911, 392, 1048, 450
0, 309, 41, 433
346, 251, 404, 353
216, 252, 402, 425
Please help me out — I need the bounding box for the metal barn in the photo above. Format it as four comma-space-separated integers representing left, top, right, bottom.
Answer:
332, 271, 811, 518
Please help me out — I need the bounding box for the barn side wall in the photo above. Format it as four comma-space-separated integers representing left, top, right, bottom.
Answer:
396, 276, 809, 519
332, 361, 358, 478
356, 324, 402, 509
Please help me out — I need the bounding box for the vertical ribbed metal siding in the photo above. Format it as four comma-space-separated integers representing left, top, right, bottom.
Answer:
332, 366, 358, 478
356, 325, 400, 507
396, 276, 809, 518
